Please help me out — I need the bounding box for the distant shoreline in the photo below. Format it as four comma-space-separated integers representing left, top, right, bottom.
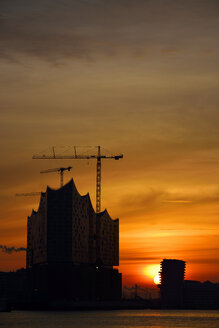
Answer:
11, 299, 219, 311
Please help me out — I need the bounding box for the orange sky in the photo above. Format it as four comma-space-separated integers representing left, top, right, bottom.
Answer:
0, 0, 219, 286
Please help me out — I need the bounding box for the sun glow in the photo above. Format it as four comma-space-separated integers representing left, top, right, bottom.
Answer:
143, 264, 160, 283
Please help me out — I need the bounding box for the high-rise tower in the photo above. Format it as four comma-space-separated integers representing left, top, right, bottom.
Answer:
159, 259, 186, 308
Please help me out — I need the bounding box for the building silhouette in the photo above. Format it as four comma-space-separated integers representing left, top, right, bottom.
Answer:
159, 258, 219, 309
26, 179, 121, 304
159, 259, 186, 308
183, 280, 219, 309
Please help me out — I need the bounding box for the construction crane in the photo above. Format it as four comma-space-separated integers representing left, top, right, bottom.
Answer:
40, 166, 72, 187
33, 146, 123, 213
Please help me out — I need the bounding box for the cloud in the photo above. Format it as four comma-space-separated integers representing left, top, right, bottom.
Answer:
120, 244, 219, 265
116, 187, 219, 222
0, 245, 26, 254
119, 189, 167, 211
0, 0, 218, 63
0, 18, 95, 62
120, 256, 161, 262
165, 192, 219, 206
189, 257, 219, 264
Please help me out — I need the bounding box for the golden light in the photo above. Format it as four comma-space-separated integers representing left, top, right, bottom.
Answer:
143, 264, 160, 282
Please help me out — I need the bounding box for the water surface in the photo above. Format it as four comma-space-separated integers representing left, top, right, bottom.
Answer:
0, 309, 219, 328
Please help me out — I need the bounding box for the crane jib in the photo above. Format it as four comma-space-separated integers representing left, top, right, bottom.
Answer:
32, 146, 123, 213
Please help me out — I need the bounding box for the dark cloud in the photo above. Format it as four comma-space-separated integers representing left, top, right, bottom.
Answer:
120, 245, 219, 264
0, 245, 26, 254
116, 189, 168, 219
165, 192, 219, 206
121, 256, 161, 262
0, 0, 218, 63
189, 257, 219, 264
116, 188, 219, 220
119, 189, 167, 210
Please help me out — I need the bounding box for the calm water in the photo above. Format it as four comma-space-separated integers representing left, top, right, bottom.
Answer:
0, 310, 219, 328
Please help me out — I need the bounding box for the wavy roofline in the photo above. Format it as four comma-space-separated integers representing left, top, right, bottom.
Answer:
46, 178, 78, 193
28, 179, 116, 219
29, 192, 46, 216
82, 192, 96, 214
97, 209, 118, 222
29, 179, 97, 217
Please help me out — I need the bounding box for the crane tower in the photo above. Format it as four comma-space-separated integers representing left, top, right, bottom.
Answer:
32, 146, 123, 213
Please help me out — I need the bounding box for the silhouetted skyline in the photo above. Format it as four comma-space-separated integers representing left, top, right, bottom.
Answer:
0, 0, 219, 285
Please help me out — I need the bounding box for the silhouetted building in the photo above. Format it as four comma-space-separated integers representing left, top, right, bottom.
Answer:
96, 210, 119, 266
0, 269, 26, 307
183, 280, 219, 309
26, 179, 121, 304
158, 259, 219, 309
27, 179, 119, 267
159, 259, 185, 308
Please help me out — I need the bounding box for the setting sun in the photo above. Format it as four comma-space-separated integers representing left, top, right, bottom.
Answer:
143, 264, 160, 283
154, 274, 160, 285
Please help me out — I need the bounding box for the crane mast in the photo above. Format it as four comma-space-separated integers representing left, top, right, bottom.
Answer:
33, 146, 123, 213
96, 146, 101, 213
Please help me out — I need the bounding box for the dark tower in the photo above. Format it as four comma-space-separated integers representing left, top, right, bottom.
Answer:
160, 259, 186, 308
26, 179, 121, 304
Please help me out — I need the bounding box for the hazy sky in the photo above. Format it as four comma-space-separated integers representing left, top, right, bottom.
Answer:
0, 0, 219, 285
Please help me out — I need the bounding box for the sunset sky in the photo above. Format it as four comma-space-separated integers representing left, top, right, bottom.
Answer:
0, 0, 219, 286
